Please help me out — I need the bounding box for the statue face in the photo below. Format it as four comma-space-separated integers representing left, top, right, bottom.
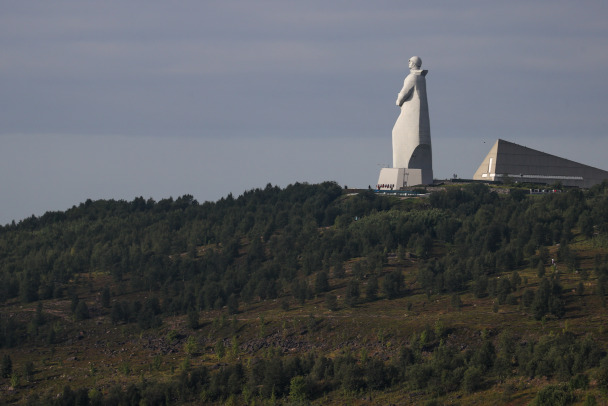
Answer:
408, 56, 422, 69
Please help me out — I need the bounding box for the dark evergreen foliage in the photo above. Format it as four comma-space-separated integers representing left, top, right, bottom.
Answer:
3, 181, 608, 403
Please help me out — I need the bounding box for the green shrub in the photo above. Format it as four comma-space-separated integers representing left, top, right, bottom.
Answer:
532, 384, 574, 406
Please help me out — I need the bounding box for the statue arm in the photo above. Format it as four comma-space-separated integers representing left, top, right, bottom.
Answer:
396, 75, 415, 107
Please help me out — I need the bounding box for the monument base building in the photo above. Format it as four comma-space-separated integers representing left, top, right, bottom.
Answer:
473, 139, 608, 188
377, 168, 425, 190
377, 164, 432, 190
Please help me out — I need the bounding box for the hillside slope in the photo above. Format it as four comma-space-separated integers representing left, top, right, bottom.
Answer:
1, 181, 608, 405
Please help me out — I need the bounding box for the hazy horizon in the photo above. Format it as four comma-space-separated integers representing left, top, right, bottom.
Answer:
2, 1, 608, 225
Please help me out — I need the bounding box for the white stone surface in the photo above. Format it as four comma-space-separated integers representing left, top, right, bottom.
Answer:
377, 168, 423, 189
391, 56, 433, 184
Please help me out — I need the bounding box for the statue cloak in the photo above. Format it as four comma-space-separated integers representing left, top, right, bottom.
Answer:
392, 69, 432, 177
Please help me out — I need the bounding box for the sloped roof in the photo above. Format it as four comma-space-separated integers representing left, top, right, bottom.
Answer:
473, 139, 608, 187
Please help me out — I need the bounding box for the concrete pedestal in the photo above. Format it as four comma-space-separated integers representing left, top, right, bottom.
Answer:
377, 168, 426, 190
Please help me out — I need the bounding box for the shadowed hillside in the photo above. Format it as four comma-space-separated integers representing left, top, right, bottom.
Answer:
2, 181, 608, 405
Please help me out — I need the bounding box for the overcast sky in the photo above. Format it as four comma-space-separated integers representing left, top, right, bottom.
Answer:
2, 1, 608, 225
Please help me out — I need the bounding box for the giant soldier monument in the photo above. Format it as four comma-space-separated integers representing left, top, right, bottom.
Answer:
377, 56, 433, 189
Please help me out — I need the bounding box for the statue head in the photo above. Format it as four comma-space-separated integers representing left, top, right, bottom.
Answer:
409, 56, 422, 69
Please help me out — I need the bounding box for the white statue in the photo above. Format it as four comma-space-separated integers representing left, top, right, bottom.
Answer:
391, 56, 433, 183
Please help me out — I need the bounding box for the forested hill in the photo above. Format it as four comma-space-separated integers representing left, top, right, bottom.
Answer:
0, 181, 378, 304
2, 181, 608, 405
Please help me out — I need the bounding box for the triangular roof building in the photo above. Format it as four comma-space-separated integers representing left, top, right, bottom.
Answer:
473, 139, 608, 188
